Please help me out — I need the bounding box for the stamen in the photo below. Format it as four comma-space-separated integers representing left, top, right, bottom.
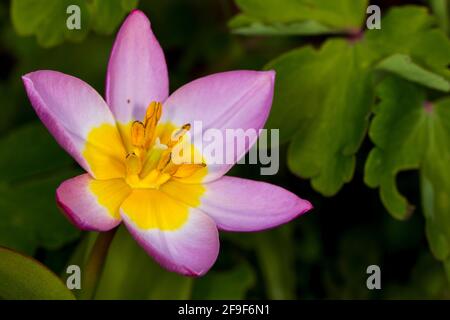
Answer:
156, 103, 162, 121
131, 121, 145, 147
144, 101, 162, 126
162, 162, 179, 175
125, 102, 205, 189
156, 150, 172, 171
125, 152, 142, 175
168, 123, 191, 147
144, 101, 163, 148
144, 101, 157, 123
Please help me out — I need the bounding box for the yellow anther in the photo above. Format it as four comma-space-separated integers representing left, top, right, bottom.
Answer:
144, 124, 156, 148
131, 121, 145, 147
124, 101, 205, 189
181, 123, 191, 131
144, 102, 156, 124
125, 152, 142, 175
162, 162, 179, 175
168, 123, 191, 147
173, 163, 206, 178
156, 102, 162, 121
144, 101, 162, 126
143, 101, 163, 148
156, 150, 172, 171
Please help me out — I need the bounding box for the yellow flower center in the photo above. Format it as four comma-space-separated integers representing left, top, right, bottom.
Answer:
123, 101, 205, 189
82, 102, 207, 230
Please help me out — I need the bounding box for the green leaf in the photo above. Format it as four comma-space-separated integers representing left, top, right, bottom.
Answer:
0, 247, 75, 299
11, 0, 91, 47
267, 40, 373, 196
233, 0, 368, 34
95, 226, 192, 300
365, 76, 450, 226
365, 6, 450, 79
429, 0, 449, 33
420, 109, 450, 261
366, 74, 450, 266
11, 0, 138, 47
0, 123, 80, 254
264, 6, 450, 196
376, 54, 450, 92
229, 14, 335, 36
3, 26, 112, 90
192, 262, 256, 299
421, 172, 450, 261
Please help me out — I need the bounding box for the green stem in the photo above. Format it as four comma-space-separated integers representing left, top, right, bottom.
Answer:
79, 228, 117, 300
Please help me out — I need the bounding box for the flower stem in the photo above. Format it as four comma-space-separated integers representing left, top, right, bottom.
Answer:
79, 227, 118, 300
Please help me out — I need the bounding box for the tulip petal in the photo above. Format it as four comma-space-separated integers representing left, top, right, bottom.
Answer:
120, 189, 219, 276
199, 176, 312, 231
22, 71, 126, 179
56, 174, 131, 231
162, 70, 275, 182
106, 9, 169, 123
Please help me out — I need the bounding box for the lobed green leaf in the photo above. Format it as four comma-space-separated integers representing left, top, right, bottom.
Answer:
264, 6, 450, 196
365, 76, 450, 262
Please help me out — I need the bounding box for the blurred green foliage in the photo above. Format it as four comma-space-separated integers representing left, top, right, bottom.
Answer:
260, 5, 450, 197
0, 0, 449, 300
0, 247, 75, 299
429, 0, 449, 34
11, 0, 138, 47
0, 123, 80, 254
232, 0, 450, 291
230, 0, 368, 35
